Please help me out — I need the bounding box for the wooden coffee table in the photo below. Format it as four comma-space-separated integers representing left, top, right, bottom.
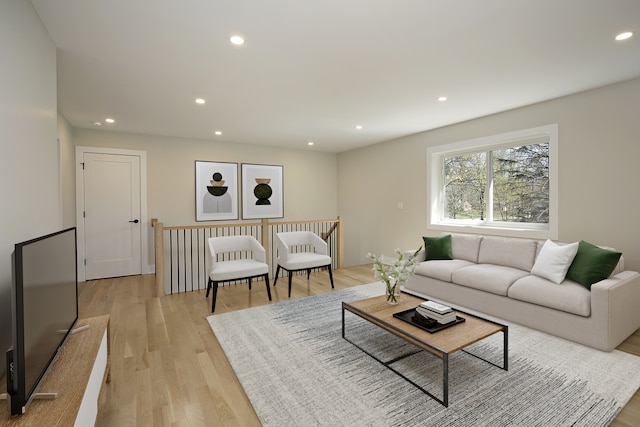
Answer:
342, 293, 508, 407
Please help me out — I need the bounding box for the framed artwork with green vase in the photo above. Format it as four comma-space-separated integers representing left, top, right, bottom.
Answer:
195, 161, 239, 221
241, 163, 284, 219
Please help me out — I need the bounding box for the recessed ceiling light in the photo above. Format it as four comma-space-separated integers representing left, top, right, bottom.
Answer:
308, 141, 314, 146
93, 121, 102, 126
438, 96, 448, 102
615, 31, 634, 41
355, 125, 363, 130
214, 131, 222, 136
105, 118, 115, 124
195, 98, 206, 104
230, 35, 245, 45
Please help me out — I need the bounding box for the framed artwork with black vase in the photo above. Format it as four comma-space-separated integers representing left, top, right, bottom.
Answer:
241, 164, 284, 219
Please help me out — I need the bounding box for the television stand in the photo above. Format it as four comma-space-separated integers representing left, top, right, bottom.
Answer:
0, 315, 110, 426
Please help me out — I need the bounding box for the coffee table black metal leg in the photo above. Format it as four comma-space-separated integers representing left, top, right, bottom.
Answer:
443, 354, 449, 407
503, 325, 509, 371
460, 326, 509, 372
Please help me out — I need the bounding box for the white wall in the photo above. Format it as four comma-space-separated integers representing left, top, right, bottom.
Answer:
0, 0, 59, 376
69, 129, 338, 264
338, 77, 640, 272
58, 113, 76, 228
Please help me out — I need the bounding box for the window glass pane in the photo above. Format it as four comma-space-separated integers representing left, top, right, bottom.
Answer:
492, 143, 549, 223
443, 152, 486, 220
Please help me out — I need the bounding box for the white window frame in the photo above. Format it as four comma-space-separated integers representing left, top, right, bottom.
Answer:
427, 124, 558, 240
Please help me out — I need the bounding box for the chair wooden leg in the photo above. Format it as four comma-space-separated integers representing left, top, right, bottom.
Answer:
288, 271, 293, 298
248, 278, 252, 290
206, 278, 212, 297
264, 274, 272, 301
328, 265, 334, 288
307, 269, 311, 280
211, 281, 219, 312
274, 265, 281, 286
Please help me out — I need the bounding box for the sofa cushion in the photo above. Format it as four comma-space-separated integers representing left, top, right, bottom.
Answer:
478, 236, 538, 272
566, 240, 622, 289
530, 240, 579, 284
508, 275, 591, 317
451, 264, 529, 296
422, 235, 453, 260
210, 259, 269, 282
450, 233, 483, 263
414, 259, 475, 282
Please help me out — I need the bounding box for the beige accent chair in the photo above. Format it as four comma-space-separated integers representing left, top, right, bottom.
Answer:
206, 235, 271, 312
274, 231, 334, 297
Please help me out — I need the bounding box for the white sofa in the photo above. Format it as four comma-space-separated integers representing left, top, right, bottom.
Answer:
403, 234, 640, 351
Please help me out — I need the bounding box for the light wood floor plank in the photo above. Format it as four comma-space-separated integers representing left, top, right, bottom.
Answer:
79, 265, 640, 426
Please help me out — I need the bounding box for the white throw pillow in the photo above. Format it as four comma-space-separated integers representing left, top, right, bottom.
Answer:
531, 240, 579, 284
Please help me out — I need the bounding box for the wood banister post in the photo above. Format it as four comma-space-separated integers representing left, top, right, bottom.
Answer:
152, 220, 164, 297
337, 216, 343, 269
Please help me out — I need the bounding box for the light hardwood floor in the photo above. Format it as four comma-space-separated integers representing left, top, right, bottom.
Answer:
79, 265, 640, 427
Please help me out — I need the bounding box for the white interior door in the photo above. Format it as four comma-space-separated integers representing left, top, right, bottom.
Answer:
82, 152, 142, 279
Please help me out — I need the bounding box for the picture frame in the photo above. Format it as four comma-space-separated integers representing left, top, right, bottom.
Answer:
241, 163, 284, 219
195, 161, 239, 221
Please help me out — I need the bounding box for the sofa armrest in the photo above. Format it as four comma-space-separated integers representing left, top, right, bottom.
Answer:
404, 249, 426, 262
591, 270, 640, 350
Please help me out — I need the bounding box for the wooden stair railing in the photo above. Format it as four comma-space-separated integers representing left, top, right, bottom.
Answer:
151, 217, 342, 297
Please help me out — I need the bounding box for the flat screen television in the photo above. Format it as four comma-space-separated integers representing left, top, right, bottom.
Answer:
6, 227, 78, 416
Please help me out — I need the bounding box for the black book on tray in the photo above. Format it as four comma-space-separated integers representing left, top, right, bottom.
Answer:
411, 312, 437, 327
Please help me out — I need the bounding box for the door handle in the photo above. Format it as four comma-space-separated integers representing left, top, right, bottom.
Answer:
129, 219, 139, 224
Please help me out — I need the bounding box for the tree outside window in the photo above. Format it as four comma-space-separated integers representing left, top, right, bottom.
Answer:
444, 152, 486, 220
443, 144, 548, 225
492, 144, 549, 224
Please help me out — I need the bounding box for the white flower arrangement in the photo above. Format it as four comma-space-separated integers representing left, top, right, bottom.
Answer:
367, 246, 422, 303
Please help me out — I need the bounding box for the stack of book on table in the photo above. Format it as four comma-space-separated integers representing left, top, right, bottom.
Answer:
415, 301, 456, 325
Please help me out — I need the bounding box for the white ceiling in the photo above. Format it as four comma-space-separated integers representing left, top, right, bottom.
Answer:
31, 0, 640, 153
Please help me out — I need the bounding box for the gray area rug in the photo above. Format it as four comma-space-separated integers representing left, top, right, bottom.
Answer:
207, 282, 640, 426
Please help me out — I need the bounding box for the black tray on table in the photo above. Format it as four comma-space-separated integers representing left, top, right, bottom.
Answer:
393, 308, 465, 333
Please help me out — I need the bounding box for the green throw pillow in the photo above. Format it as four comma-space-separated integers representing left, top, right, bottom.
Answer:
566, 240, 622, 290
422, 235, 453, 261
